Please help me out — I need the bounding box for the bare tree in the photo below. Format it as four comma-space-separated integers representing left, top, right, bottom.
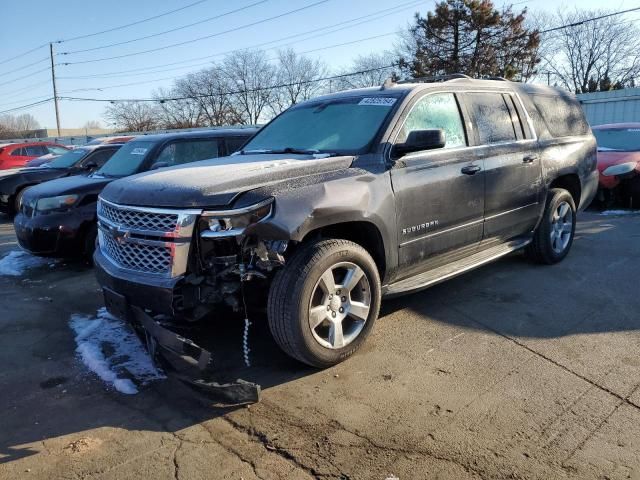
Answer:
0, 113, 41, 138
153, 86, 203, 129
269, 48, 328, 115
83, 120, 102, 129
223, 50, 276, 124
103, 102, 159, 132
540, 9, 640, 92
173, 68, 242, 126
334, 53, 398, 90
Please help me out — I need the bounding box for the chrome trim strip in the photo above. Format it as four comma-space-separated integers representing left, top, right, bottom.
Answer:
399, 218, 484, 247
399, 203, 538, 247
200, 198, 273, 217
98, 196, 202, 216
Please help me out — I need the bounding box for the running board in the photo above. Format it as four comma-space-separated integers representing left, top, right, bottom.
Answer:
382, 238, 531, 297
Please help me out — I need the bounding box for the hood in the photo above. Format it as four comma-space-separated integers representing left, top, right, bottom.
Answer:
101, 154, 355, 208
22, 174, 113, 201
596, 151, 640, 172
0, 168, 24, 178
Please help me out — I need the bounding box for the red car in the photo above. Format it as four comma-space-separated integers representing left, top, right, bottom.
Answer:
592, 123, 640, 207
0, 142, 70, 170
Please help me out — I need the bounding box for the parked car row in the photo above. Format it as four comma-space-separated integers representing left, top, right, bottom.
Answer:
2, 77, 599, 392
0, 142, 70, 170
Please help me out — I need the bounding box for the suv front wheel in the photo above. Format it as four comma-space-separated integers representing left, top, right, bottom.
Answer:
526, 188, 577, 264
267, 239, 381, 368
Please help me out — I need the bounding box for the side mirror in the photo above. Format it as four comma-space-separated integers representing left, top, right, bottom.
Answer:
150, 161, 169, 170
83, 162, 98, 171
393, 129, 446, 157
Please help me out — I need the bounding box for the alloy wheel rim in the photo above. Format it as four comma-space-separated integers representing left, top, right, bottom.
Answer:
308, 261, 371, 350
550, 201, 573, 254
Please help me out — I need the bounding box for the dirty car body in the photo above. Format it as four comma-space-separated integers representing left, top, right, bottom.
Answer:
94, 78, 597, 375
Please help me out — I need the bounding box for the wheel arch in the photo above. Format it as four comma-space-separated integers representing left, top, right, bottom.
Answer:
298, 221, 387, 282
549, 173, 581, 207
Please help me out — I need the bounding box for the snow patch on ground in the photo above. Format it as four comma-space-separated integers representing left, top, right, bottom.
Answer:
599, 210, 640, 216
0, 250, 55, 276
69, 308, 165, 394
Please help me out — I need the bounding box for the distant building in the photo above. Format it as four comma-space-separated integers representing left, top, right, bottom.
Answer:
576, 88, 640, 126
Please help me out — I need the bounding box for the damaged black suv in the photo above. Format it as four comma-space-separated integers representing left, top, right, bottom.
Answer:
95, 77, 597, 369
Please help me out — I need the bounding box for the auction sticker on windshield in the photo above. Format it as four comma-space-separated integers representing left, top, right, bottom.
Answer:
131, 148, 148, 155
358, 97, 397, 106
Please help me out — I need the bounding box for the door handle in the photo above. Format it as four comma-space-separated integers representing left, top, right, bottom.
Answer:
461, 165, 482, 175
523, 155, 538, 164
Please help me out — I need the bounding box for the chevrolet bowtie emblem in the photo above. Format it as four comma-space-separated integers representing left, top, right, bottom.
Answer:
109, 225, 130, 244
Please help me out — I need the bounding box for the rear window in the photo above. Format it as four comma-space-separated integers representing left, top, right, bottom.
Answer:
531, 94, 590, 138
467, 92, 517, 144
593, 128, 640, 152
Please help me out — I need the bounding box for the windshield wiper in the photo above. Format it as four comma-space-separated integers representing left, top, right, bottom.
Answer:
239, 147, 322, 155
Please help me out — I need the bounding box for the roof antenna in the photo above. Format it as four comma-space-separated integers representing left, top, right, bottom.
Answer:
380, 77, 396, 90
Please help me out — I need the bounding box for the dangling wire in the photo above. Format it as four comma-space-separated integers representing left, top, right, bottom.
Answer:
240, 277, 251, 368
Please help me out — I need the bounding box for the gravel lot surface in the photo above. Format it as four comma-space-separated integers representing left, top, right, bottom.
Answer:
1, 211, 639, 480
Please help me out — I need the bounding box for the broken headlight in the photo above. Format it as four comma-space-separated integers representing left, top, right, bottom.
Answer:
201, 198, 273, 238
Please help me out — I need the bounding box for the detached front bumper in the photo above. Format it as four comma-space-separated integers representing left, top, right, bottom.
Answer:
100, 285, 260, 404
14, 209, 92, 257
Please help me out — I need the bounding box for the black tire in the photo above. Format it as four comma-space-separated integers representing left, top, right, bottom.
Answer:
12, 188, 26, 216
83, 224, 98, 260
267, 239, 381, 368
526, 188, 576, 264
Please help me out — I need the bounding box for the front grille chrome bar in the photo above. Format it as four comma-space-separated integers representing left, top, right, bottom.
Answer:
97, 197, 201, 278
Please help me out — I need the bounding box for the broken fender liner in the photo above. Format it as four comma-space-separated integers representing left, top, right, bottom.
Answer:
129, 306, 261, 404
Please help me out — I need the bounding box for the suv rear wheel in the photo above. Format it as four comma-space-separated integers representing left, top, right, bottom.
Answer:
526, 188, 576, 264
267, 239, 381, 368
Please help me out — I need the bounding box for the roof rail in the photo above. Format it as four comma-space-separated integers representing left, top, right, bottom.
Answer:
396, 73, 472, 84
482, 76, 509, 81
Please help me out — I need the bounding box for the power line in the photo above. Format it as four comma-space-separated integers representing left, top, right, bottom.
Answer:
0, 44, 48, 66
57, 31, 397, 94
0, 98, 53, 115
58, 63, 400, 103
0, 57, 49, 79
540, 6, 640, 33
57, 0, 422, 79
59, 0, 330, 65
1, 79, 51, 97
0, 94, 53, 110
61, 0, 270, 55
0, 66, 50, 88
57, 0, 212, 43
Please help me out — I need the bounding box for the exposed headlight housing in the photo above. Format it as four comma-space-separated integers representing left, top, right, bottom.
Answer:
201, 198, 273, 238
602, 162, 639, 177
35, 194, 79, 214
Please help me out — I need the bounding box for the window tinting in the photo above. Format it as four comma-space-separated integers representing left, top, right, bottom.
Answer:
226, 136, 249, 154
532, 94, 590, 138
155, 139, 221, 167
468, 93, 517, 144
25, 145, 47, 156
83, 149, 117, 168
47, 146, 69, 155
397, 93, 466, 148
11, 148, 25, 156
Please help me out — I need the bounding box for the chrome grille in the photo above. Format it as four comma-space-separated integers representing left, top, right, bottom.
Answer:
97, 198, 200, 278
98, 201, 179, 233
102, 234, 171, 275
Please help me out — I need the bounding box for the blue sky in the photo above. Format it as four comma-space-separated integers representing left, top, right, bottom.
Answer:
1, 0, 639, 129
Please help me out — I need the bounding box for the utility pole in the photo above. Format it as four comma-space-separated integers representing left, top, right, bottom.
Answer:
49, 43, 61, 137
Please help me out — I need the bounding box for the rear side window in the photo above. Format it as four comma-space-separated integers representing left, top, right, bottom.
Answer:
83, 149, 117, 168
11, 148, 26, 156
155, 139, 221, 167
531, 94, 589, 138
467, 93, 517, 144
25, 145, 47, 156
398, 93, 467, 148
226, 136, 249, 154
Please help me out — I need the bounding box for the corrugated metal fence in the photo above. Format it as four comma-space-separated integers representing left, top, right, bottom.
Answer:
577, 88, 640, 126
